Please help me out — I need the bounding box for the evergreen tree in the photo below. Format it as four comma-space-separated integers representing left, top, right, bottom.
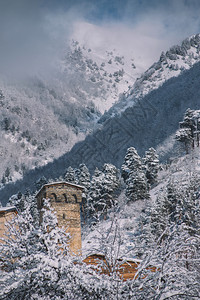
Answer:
176, 127, 193, 153
64, 166, 78, 184
121, 147, 143, 182
138, 173, 200, 258
176, 108, 200, 152
181, 174, 200, 234
76, 163, 91, 222
0, 199, 123, 299
143, 147, 159, 186
87, 167, 105, 218
125, 170, 149, 202
102, 163, 120, 204
76, 163, 91, 194
150, 180, 183, 242
122, 147, 149, 202
87, 164, 120, 219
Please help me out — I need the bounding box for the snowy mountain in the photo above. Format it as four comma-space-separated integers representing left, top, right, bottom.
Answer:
2, 33, 200, 199
60, 39, 143, 113
2, 57, 200, 203
0, 38, 143, 186
103, 34, 200, 120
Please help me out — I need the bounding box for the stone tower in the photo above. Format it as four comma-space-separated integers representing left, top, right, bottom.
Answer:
36, 181, 84, 255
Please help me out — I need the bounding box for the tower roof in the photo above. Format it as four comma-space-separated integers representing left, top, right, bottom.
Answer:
35, 181, 84, 197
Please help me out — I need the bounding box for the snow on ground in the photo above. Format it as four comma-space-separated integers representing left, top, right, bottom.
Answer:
82, 191, 148, 259
82, 148, 200, 259
68, 22, 147, 113
107, 34, 200, 117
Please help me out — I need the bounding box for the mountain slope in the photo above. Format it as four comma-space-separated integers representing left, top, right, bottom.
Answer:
0, 39, 143, 186
1, 59, 200, 204
60, 39, 143, 113
103, 34, 200, 120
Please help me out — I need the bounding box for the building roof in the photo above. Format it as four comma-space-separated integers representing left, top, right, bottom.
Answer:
83, 253, 142, 264
35, 181, 84, 197
0, 206, 17, 214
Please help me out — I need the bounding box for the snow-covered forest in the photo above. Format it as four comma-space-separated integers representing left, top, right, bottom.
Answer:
1, 1, 200, 297
0, 39, 141, 188
1, 108, 200, 299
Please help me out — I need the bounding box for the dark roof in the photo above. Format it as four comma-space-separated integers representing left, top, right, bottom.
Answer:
35, 181, 84, 197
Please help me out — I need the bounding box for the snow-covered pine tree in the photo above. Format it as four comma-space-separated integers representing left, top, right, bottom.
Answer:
87, 164, 120, 220
181, 173, 200, 235
135, 180, 184, 258
64, 166, 78, 183
150, 180, 183, 242
138, 173, 200, 256
121, 147, 143, 182
134, 173, 200, 298
133, 222, 200, 299
175, 127, 193, 153
8, 193, 37, 217
101, 163, 120, 206
77, 164, 90, 189
0, 199, 125, 299
143, 147, 159, 186
0, 199, 70, 298
87, 167, 105, 219
125, 170, 149, 202
121, 147, 149, 202
176, 108, 200, 152
76, 163, 91, 223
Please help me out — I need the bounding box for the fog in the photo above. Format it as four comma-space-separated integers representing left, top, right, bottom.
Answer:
0, 0, 200, 76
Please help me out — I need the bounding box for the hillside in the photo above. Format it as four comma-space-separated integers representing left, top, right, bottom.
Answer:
103, 34, 200, 119
1, 59, 200, 204
0, 39, 142, 187
1, 34, 200, 189
82, 149, 200, 257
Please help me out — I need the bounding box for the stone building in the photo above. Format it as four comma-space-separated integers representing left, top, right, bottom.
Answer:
36, 181, 84, 255
0, 207, 17, 241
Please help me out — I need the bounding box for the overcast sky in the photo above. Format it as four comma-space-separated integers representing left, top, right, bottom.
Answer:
1, 0, 200, 74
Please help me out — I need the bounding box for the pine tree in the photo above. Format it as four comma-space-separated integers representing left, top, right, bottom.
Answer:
87, 164, 120, 219
87, 167, 105, 218
176, 127, 193, 153
76, 163, 91, 222
181, 174, 200, 234
0, 199, 120, 299
64, 166, 78, 183
125, 170, 149, 202
143, 147, 159, 186
176, 108, 200, 152
122, 147, 149, 202
150, 181, 183, 242
76, 163, 90, 195
121, 147, 143, 182
101, 163, 120, 205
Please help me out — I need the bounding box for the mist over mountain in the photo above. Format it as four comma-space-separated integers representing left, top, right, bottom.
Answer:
102, 34, 200, 120
1, 53, 200, 204
0, 37, 143, 188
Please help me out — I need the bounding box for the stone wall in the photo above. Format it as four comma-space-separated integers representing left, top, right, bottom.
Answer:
36, 182, 83, 255
0, 211, 17, 242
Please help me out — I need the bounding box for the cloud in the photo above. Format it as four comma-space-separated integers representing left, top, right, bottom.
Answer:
0, 0, 200, 76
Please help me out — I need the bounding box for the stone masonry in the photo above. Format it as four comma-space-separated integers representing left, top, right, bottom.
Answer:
0, 207, 17, 241
36, 182, 84, 255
